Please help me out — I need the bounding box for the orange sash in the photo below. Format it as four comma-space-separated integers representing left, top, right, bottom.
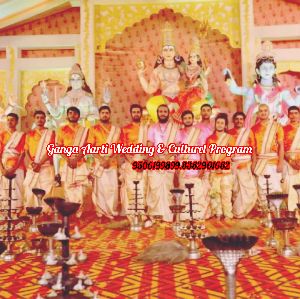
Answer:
254, 121, 278, 176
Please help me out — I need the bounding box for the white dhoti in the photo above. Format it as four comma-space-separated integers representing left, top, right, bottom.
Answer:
283, 162, 300, 211
61, 163, 89, 215
209, 172, 234, 218
232, 158, 258, 218
179, 175, 207, 220
201, 172, 212, 219
0, 169, 24, 210
53, 154, 61, 176
147, 170, 174, 222
92, 167, 118, 218
119, 161, 146, 216
23, 165, 55, 210
257, 164, 283, 208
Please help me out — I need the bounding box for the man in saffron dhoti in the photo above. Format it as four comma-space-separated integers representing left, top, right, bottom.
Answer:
196, 103, 214, 212
174, 110, 210, 220
0, 113, 25, 210
147, 104, 179, 222
283, 106, 300, 211
228, 112, 258, 218
56, 107, 89, 217
23, 110, 55, 211
206, 113, 235, 219
41, 64, 99, 187
87, 106, 120, 220
252, 104, 284, 209
119, 104, 148, 217
196, 104, 214, 145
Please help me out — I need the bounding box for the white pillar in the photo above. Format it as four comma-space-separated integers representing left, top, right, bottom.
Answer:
75, 43, 81, 65
80, 0, 95, 94
240, 0, 255, 87
6, 46, 20, 104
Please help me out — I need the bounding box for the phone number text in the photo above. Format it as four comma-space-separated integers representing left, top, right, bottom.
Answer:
132, 161, 230, 170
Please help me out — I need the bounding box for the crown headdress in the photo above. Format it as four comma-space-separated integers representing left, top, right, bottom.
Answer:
69, 63, 84, 79
161, 22, 175, 48
256, 41, 276, 62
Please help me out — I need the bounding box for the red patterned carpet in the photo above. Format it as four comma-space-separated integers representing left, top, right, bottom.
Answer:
0, 215, 300, 299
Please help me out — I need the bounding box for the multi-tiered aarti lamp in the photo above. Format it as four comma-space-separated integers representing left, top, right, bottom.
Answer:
203, 233, 258, 299
26, 188, 46, 233
32, 188, 46, 207
265, 192, 288, 248
44, 196, 65, 223
266, 191, 298, 257
36, 201, 92, 298
169, 188, 185, 236
38, 222, 61, 265
128, 181, 144, 232
0, 174, 25, 261
26, 206, 42, 233
272, 217, 297, 257
261, 175, 272, 228
268, 193, 288, 218
179, 183, 205, 260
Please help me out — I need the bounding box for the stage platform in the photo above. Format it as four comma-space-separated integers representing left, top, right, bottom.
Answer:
0, 215, 299, 299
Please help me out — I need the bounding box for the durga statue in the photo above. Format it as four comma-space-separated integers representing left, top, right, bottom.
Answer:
224, 41, 300, 127
137, 22, 214, 123
176, 36, 214, 119
40, 63, 99, 128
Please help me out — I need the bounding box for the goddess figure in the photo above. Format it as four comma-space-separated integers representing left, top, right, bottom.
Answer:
224, 41, 299, 127
137, 22, 185, 122
174, 37, 214, 120
41, 63, 99, 128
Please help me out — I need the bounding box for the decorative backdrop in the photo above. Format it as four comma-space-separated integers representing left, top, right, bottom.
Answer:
94, 0, 241, 52
21, 79, 67, 131
95, 8, 242, 126
254, 0, 300, 25
20, 69, 69, 108
0, 7, 80, 36
21, 49, 75, 58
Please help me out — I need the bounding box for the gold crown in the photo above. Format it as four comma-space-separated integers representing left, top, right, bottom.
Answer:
161, 22, 175, 48
69, 63, 84, 79
190, 37, 201, 56
256, 41, 275, 61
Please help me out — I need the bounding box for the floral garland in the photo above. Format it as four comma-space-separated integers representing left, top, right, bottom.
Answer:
253, 83, 284, 104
